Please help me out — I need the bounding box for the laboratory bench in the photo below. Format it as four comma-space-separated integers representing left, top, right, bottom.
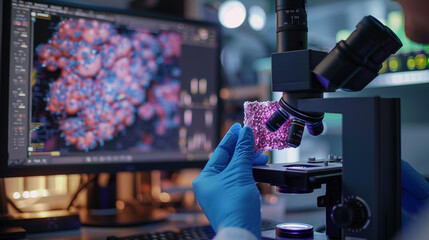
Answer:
25, 200, 326, 240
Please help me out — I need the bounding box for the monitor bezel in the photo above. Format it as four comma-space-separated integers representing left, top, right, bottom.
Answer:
0, 0, 221, 177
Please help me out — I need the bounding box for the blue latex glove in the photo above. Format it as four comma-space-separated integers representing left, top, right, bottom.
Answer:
192, 123, 268, 240
402, 160, 429, 225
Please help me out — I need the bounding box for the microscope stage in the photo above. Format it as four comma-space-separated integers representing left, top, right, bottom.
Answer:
253, 162, 342, 192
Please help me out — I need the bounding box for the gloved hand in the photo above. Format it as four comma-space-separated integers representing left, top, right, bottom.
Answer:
402, 160, 429, 225
192, 123, 268, 240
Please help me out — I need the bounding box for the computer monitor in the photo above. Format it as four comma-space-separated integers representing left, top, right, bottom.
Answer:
0, 0, 221, 178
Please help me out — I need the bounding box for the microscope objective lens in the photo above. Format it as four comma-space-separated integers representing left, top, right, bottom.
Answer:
266, 107, 290, 132
306, 121, 324, 136
287, 118, 305, 148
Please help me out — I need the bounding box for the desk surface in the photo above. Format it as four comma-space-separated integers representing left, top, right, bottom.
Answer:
27, 212, 210, 240
27, 201, 325, 240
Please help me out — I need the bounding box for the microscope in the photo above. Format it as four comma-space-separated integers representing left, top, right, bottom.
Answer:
253, 0, 402, 239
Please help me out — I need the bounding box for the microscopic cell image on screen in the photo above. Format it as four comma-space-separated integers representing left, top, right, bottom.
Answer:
31, 16, 182, 153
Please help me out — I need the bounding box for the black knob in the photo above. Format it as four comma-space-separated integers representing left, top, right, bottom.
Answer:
331, 200, 368, 228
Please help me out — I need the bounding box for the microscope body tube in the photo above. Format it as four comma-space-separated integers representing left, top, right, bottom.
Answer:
276, 0, 323, 103
270, 0, 324, 147
276, 0, 307, 52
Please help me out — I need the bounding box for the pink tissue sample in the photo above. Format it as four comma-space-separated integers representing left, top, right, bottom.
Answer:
244, 101, 291, 152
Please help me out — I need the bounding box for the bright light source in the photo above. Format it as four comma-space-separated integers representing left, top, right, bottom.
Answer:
13, 192, 21, 199
159, 192, 171, 202
30, 190, 39, 198
23, 191, 30, 199
336, 29, 352, 42
218, 1, 246, 29
248, 6, 266, 31
41, 189, 48, 197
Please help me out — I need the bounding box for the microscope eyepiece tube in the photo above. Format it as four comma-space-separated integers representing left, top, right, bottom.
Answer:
269, 0, 325, 148
313, 15, 402, 91
276, 0, 307, 52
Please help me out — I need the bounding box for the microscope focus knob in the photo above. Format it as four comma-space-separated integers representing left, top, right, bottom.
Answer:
331, 199, 368, 229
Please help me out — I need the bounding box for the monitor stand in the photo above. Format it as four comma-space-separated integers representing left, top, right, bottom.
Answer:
0, 178, 81, 234
79, 173, 168, 227
0, 173, 168, 233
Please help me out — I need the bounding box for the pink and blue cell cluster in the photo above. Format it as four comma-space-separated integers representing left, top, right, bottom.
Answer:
34, 18, 182, 151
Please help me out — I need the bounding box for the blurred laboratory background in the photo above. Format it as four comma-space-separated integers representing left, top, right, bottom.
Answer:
110, 0, 429, 178
6, 0, 429, 218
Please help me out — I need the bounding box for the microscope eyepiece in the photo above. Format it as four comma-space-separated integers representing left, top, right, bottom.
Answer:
275, 0, 307, 52
313, 15, 403, 91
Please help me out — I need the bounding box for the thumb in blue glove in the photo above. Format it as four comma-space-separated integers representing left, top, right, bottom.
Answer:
401, 159, 429, 226
193, 123, 268, 240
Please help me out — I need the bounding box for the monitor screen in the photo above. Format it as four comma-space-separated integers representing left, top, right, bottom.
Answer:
1, 0, 220, 177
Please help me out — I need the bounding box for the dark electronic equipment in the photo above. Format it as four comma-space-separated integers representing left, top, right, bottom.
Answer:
0, 0, 220, 234
105, 219, 281, 240
254, 0, 402, 239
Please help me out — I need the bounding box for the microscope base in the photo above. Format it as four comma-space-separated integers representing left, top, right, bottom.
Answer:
262, 229, 327, 240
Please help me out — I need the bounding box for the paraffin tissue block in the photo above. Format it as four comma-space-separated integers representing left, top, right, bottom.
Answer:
244, 101, 291, 152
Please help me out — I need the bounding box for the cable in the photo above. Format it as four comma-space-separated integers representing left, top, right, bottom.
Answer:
6, 196, 23, 213
1, 178, 22, 214
66, 174, 98, 211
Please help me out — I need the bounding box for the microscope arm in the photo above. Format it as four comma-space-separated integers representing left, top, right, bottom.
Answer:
298, 97, 401, 239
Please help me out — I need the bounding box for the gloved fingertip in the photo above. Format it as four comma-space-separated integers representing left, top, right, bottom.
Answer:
401, 160, 429, 199
242, 125, 253, 137
252, 150, 263, 159
228, 123, 242, 136
223, 132, 239, 149
235, 126, 255, 152
203, 124, 241, 175
239, 126, 254, 144
253, 154, 269, 166
219, 123, 241, 146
